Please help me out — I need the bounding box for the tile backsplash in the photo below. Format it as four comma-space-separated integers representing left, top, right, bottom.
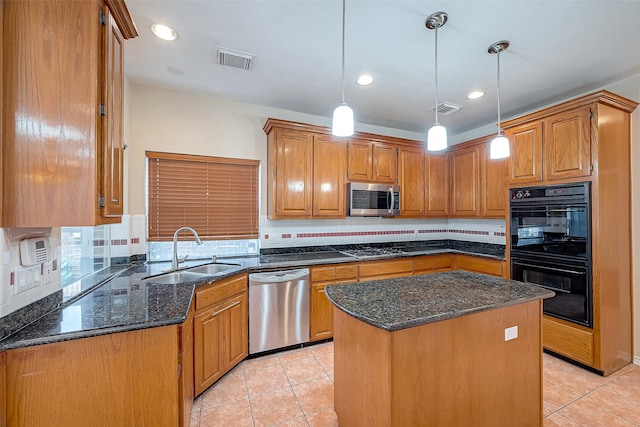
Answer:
260, 216, 506, 248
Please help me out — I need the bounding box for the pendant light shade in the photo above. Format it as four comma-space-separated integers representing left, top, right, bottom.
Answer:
332, 0, 354, 137
332, 103, 354, 137
426, 11, 448, 151
488, 40, 510, 159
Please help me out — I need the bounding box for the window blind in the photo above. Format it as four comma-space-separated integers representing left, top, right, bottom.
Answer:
146, 151, 259, 241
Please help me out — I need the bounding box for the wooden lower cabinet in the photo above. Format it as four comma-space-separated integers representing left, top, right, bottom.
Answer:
193, 275, 248, 396
358, 259, 415, 281
309, 264, 358, 342
5, 326, 181, 427
454, 254, 505, 277
179, 310, 195, 427
414, 254, 453, 274
542, 316, 594, 366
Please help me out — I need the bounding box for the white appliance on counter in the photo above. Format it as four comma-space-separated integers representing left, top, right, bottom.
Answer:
248, 268, 310, 354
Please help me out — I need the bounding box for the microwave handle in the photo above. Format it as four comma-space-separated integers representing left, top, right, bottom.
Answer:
387, 188, 394, 214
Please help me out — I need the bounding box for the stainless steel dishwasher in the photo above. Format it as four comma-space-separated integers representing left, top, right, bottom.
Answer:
249, 268, 310, 354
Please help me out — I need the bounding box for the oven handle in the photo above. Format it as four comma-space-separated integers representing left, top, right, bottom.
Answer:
511, 207, 585, 213
512, 260, 586, 276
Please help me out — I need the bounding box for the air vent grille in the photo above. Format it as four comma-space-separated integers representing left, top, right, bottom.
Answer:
216, 47, 254, 71
429, 102, 462, 115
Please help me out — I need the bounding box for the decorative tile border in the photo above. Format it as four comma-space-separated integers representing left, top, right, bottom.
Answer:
92, 239, 106, 246
297, 230, 414, 239
111, 239, 128, 246
449, 229, 490, 236
418, 229, 448, 233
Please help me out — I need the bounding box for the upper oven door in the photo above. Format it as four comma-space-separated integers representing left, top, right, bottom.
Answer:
510, 202, 589, 260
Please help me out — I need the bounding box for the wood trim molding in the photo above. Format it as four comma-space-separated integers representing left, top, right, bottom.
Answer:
502, 90, 638, 129
105, 0, 139, 39
145, 150, 260, 166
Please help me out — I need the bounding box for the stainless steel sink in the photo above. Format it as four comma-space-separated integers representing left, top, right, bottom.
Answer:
142, 270, 208, 284
185, 263, 241, 275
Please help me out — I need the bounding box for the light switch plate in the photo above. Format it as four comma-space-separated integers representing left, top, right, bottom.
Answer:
504, 326, 518, 341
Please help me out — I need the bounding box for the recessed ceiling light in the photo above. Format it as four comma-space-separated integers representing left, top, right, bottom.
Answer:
356, 75, 374, 86
151, 24, 178, 41
466, 90, 485, 100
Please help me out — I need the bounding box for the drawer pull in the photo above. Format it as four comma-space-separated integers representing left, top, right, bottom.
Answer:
211, 301, 240, 317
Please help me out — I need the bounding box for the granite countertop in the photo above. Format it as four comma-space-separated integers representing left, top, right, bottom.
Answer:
0, 241, 506, 351
325, 271, 554, 332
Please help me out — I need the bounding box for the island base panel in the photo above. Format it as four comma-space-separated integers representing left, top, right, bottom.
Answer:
334, 301, 543, 426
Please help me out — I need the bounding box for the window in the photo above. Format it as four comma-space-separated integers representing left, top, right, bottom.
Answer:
146, 150, 260, 246
60, 226, 110, 287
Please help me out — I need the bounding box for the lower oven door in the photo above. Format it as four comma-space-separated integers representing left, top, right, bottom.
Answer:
511, 257, 591, 327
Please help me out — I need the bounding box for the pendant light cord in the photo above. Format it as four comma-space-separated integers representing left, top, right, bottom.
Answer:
434, 25, 439, 124
496, 50, 501, 136
340, 0, 346, 104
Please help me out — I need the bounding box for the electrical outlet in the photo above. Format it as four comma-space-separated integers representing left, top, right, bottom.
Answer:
504, 326, 518, 341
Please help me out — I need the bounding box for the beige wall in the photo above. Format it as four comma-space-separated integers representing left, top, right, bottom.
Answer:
127, 77, 640, 362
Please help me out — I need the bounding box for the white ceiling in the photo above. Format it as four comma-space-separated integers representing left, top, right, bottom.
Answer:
124, 1, 640, 137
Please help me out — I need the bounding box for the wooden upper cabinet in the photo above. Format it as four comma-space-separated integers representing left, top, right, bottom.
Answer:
272, 129, 314, 218
313, 135, 347, 217
347, 139, 373, 181
505, 121, 543, 184
347, 140, 397, 183
451, 147, 480, 217
398, 146, 425, 217
1, 0, 137, 227
425, 154, 450, 216
101, 5, 125, 219
372, 142, 397, 183
505, 106, 592, 185
543, 107, 592, 181
480, 143, 508, 217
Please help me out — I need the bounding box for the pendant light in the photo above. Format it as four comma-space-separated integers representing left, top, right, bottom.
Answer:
426, 11, 448, 151
488, 40, 510, 159
332, 0, 354, 137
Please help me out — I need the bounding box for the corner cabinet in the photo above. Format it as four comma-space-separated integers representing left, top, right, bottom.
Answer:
1, 0, 137, 227
503, 90, 638, 375
265, 119, 346, 219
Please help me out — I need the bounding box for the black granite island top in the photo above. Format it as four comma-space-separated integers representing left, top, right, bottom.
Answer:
325, 271, 554, 332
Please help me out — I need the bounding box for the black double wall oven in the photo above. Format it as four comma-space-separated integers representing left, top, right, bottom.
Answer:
510, 182, 592, 327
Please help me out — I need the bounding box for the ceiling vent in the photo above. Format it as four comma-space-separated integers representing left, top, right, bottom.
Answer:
429, 102, 462, 115
216, 47, 254, 71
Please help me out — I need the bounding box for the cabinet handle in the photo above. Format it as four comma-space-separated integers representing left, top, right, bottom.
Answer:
210, 301, 240, 317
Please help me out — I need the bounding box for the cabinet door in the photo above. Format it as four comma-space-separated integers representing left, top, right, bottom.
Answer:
347, 139, 372, 181
194, 307, 223, 395
310, 283, 334, 342
451, 147, 480, 217
506, 121, 543, 184
544, 107, 591, 181
398, 147, 425, 216
313, 135, 347, 217
2, 0, 99, 226
178, 314, 194, 427
100, 6, 125, 220
372, 143, 397, 183
275, 130, 314, 217
220, 293, 249, 370
425, 153, 450, 216
480, 143, 508, 217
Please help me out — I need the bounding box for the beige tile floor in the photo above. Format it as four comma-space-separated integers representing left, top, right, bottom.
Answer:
189, 342, 640, 427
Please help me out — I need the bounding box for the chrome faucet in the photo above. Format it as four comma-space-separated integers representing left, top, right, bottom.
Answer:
171, 227, 203, 270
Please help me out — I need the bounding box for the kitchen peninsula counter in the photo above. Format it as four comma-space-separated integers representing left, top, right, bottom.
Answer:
325, 271, 553, 427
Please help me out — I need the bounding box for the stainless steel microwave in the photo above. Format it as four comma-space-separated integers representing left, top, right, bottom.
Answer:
347, 183, 400, 217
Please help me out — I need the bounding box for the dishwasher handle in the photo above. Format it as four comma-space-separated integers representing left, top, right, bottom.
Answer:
249, 268, 310, 284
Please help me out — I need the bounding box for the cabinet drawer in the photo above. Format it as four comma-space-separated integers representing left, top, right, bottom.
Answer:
543, 317, 594, 366
455, 255, 503, 277
335, 264, 358, 281
434, 254, 453, 271
414, 256, 435, 274
359, 259, 414, 281
311, 266, 336, 282
195, 274, 247, 312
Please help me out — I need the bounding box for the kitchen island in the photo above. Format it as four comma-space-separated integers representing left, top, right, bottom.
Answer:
325, 271, 554, 427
